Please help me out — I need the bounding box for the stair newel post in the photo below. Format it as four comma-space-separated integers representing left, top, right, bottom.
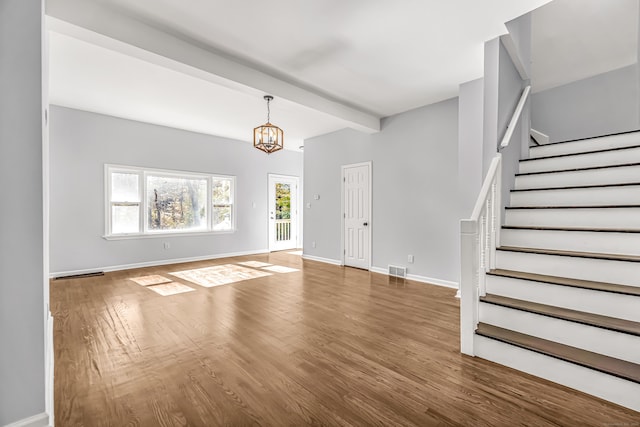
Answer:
460, 154, 501, 357
460, 219, 479, 356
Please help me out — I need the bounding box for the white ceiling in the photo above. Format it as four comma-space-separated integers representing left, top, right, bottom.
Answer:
47, 0, 553, 146
531, 0, 638, 92
49, 32, 352, 149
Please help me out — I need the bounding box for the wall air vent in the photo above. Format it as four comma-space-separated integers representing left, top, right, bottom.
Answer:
54, 271, 104, 280
388, 265, 407, 278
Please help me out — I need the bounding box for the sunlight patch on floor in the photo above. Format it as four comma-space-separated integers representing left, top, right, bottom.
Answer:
261, 265, 299, 273
147, 282, 196, 296
170, 264, 272, 288
130, 275, 172, 286
237, 261, 272, 268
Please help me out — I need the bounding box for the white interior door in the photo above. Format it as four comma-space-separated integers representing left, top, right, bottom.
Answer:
343, 163, 371, 269
268, 174, 299, 252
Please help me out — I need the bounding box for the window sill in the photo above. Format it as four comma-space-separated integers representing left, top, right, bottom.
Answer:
103, 230, 236, 240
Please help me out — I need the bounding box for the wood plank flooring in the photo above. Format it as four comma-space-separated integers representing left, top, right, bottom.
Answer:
51, 252, 640, 426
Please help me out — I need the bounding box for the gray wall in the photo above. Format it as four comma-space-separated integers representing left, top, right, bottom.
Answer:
458, 78, 484, 217
50, 106, 303, 274
302, 128, 371, 259
498, 39, 528, 206
0, 0, 46, 424
304, 98, 460, 284
532, 64, 640, 142
482, 38, 501, 178
372, 98, 460, 282
506, 13, 532, 79
483, 35, 529, 217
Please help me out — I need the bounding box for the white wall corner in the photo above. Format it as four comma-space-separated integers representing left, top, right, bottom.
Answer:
44, 312, 54, 427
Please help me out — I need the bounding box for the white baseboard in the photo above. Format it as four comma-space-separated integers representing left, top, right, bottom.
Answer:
50, 249, 270, 278
369, 266, 387, 275
370, 266, 459, 290
3, 413, 50, 427
301, 254, 342, 266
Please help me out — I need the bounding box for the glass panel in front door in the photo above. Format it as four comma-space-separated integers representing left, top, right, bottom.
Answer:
275, 183, 291, 242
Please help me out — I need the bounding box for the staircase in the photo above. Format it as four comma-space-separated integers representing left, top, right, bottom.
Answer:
469, 131, 640, 412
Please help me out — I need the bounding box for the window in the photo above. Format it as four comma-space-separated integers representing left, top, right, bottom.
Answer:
146, 174, 208, 232
106, 165, 235, 238
212, 178, 233, 231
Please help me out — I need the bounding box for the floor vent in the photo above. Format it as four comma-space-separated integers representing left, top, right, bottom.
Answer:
54, 271, 105, 280
388, 265, 407, 278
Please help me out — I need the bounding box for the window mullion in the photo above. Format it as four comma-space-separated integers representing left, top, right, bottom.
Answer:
106, 166, 112, 236
140, 170, 146, 234
208, 176, 213, 231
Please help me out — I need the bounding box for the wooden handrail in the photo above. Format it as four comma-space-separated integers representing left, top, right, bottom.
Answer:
500, 85, 531, 149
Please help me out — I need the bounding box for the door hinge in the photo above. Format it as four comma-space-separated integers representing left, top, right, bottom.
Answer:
343, 177, 346, 182
344, 213, 346, 218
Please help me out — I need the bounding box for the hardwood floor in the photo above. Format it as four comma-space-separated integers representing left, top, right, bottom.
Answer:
51, 252, 640, 426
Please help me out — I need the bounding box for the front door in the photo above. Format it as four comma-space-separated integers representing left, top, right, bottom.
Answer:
268, 174, 299, 252
343, 163, 371, 269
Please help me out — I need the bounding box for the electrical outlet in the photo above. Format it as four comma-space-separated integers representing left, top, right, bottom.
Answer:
164, 242, 170, 250
408, 254, 414, 263
312, 241, 316, 248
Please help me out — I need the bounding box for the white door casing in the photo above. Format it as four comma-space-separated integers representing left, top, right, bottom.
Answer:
342, 162, 371, 269
268, 174, 299, 252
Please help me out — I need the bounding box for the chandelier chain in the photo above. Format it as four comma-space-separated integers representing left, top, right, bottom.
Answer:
267, 97, 271, 123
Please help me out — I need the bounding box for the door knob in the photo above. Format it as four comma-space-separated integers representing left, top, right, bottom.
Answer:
363, 222, 368, 226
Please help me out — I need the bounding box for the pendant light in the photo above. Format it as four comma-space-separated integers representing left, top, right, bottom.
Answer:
254, 95, 284, 154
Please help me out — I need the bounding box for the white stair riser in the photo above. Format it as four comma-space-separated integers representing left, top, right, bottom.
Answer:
479, 303, 640, 364
515, 165, 640, 190
519, 147, 640, 174
500, 229, 640, 256
486, 274, 640, 322
530, 133, 640, 158
504, 208, 640, 229
495, 250, 640, 287
474, 335, 640, 412
510, 186, 640, 207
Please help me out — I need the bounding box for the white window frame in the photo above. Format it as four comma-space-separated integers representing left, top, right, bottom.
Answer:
104, 164, 236, 240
